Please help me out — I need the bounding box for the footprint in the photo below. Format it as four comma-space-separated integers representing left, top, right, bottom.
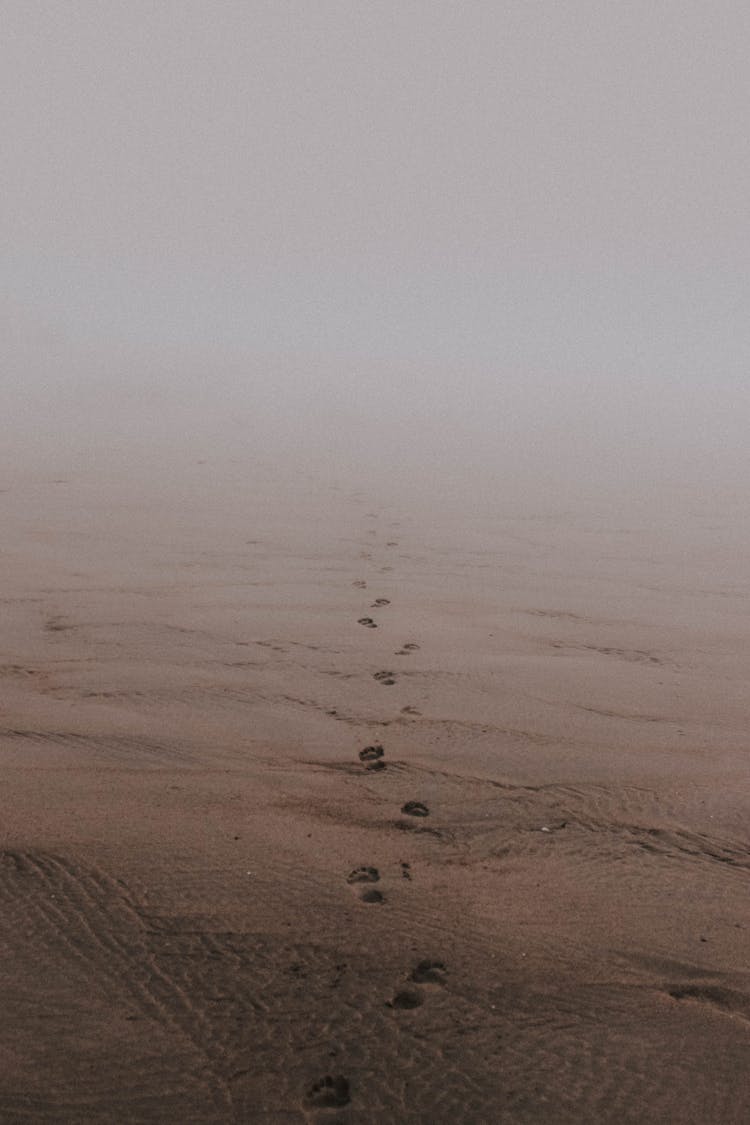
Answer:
358, 744, 384, 762
386, 541, 399, 547
401, 705, 421, 716
346, 866, 380, 884
410, 960, 447, 985
346, 867, 384, 903
402, 801, 429, 818
371, 598, 390, 607
387, 988, 424, 1010
400, 861, 412, 880
395, 642, 420, 655
358, 617, 377, 628
45, 615, 73, 634
359, 888, 384, 904
305, 1075, 351, 1109
365, 760, 386, 772
373, 671, 396, 686
352, 580, 367, 589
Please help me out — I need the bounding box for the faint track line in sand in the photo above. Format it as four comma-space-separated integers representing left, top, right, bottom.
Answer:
0, 850, 236, 1120
3, 848, 746, 1119
281, 753, 750, 877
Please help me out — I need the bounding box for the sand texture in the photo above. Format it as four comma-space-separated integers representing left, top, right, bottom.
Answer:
1, 457, 749, 1124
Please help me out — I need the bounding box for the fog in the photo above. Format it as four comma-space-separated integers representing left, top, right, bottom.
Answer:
3, 2, 749, 514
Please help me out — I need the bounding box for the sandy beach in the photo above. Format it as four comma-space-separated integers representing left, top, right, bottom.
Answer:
1, 446, 749, 1123
4, 1, 750, 1118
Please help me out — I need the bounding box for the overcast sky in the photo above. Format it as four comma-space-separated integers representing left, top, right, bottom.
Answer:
2, 2, 749, 499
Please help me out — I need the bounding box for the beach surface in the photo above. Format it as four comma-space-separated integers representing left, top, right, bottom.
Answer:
1, 448, 749, 1123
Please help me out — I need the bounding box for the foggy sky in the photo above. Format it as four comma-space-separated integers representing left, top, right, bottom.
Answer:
2, 2, 749, 501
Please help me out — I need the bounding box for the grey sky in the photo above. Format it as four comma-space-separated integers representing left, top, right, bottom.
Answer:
2, 2, 749, 497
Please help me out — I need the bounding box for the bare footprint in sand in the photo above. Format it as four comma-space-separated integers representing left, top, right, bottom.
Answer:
402, 801, 429, 818
410, 960, 447, 985
305, 1075, 351, 1109
395, 642, 420, 655
386, 988, 424, 1010
358, 617, 377, 628
371, 598, 390, 607
346, 866, 384, 904
346, 866, 380, 884
373, 671, 396, 686
359, 887, 384, 904
359, 744, 384, 762
352, 580, 367, 588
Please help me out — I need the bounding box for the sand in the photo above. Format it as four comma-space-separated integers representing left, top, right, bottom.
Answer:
1, 451, 749, 1123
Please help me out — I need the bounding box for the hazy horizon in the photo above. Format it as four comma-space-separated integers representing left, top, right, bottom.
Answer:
3, 2, 749, 511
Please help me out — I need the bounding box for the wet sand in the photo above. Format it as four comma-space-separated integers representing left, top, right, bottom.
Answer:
1, 452, 750, 1123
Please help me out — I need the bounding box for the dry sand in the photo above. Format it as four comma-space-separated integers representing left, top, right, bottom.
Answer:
1, 450, 749, 1123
